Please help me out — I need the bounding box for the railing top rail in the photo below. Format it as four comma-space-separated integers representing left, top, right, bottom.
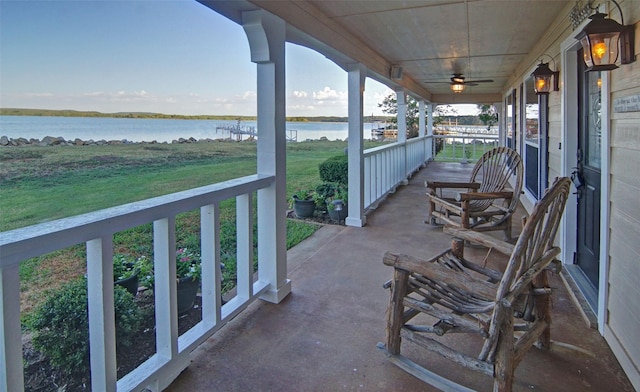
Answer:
0, 174, 274, 266
364, 135, 428, 156
433, 134, 499, 139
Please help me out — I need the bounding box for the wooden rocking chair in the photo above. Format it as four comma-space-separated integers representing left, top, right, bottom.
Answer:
426, 146, 523, 240
380, 177, 571, 391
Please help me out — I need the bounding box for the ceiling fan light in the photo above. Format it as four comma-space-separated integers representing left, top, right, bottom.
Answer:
451, 83, 465, 93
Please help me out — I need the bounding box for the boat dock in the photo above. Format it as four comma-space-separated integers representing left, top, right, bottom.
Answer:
215, 120, 298, 142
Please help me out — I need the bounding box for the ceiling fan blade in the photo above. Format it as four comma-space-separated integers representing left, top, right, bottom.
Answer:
465, 79, 494, 84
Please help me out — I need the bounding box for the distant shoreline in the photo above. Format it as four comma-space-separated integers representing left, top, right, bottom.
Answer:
0, 108, 391, 123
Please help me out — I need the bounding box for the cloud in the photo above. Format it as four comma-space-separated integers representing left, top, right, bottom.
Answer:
313, 86, 346, 101
241, 90, 257, 100
293, 90, 307, 98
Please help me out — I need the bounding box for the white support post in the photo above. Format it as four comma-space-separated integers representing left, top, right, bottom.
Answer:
346, 63, 367, 227
493, 101, 503, 145
86, 236, 117, 392
396, 88, 407, 144
154, 217, 178, 359
201, 204, 221, 327
236, 193, 254, 300
243, 10, 290, 303
427, 103, 434, 160
395, 89, 408, 179
0, 263, 23, 392
418, 100, 426, 138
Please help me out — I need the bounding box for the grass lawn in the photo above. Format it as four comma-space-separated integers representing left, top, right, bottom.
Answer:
0, 139, 382, 314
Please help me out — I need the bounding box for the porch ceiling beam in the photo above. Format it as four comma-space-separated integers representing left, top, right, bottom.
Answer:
431, 93, 502, 105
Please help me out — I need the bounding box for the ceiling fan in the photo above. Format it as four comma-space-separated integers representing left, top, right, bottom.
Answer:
427, 73, 494, 93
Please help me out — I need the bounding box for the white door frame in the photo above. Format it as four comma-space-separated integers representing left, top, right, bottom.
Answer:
560, 30, 611, 334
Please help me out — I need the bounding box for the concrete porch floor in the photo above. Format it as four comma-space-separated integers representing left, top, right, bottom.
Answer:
167, 162, 633, 391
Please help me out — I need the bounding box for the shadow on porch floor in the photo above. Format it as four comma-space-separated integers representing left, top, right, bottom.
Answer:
166, 162, 633, 391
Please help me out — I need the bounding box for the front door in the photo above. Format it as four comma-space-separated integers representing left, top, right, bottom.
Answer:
575, 49, 601, 290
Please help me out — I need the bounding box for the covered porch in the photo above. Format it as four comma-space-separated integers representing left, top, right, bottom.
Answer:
166, 162, 633, 391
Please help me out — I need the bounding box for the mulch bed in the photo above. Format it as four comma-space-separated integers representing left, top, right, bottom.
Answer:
23, 292, 203, 392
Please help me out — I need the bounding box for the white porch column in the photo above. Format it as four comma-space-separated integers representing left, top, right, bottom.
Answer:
242, 10, 290, 303
418, 100, 426, 138
493, 101, 503, 145
346, 63, 367, 227
0, 264, 23, 392
396, 88, 407, 143
426, 103, 434, 160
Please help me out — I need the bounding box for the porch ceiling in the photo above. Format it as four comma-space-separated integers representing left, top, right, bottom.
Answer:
199, 0, 572, 104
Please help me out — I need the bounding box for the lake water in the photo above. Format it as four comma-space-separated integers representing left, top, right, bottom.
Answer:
0, 115, 385, 143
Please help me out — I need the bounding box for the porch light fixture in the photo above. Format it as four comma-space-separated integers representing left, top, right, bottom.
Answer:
575, 0, 635, 71
532, 58, 559, 94
451, 82, 465, 94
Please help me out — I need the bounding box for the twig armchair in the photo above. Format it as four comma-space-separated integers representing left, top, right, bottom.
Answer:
380, 177, 571, 391
426, 146, 523, 240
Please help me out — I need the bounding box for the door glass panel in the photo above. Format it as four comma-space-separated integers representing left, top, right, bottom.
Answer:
525, 77, 539, 145
586, 71, 602, 168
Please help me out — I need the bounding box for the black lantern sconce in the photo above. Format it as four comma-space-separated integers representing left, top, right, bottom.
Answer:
575, 0, 635, 71
532, 56, 560, 94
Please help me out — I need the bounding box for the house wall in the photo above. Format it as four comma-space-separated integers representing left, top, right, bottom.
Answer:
502, 1, 640, 389
605, 2, 640, 384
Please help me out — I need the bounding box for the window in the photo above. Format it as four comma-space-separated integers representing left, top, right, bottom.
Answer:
522, 77, 549, 200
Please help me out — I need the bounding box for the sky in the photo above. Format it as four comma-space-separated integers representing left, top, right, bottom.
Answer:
0, 0, 479, 117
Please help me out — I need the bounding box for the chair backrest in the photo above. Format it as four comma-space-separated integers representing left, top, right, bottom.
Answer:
498, 177, 570, 295
469, 147, 523, 212
481, 176, 571, 361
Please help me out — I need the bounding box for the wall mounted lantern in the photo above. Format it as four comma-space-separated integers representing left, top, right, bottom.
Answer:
575, 0, 635, 71
532, 59, 559, 94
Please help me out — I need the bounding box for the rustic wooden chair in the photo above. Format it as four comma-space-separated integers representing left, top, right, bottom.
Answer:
426, 146, 523, 240
380, 177, 571, 391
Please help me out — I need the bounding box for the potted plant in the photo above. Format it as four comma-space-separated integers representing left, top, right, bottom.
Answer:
291, 189, 316, 218
176, 247, 201, 314
113, 254, 139, 296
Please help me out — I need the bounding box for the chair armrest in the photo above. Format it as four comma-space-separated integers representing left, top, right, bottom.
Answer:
443, 226, 514, 256
425, 181, 481, 190
456, 191, 514, 202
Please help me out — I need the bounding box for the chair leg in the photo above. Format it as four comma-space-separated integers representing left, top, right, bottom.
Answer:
386, 269, 410, 355
428, 199, 437, 225
503, 215, 512, 241
534, 272, 552, 350
493, 305, 515, 392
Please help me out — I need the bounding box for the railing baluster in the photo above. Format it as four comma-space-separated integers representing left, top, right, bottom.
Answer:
201, 203, 221, 326
236, 193, 253, 301
87, 237, 117, 392
154, 217, 178, 359
0, 263, 23, 392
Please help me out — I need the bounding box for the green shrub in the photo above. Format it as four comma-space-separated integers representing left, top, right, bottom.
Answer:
318, 155, 348, 185
27, 277, 143, 376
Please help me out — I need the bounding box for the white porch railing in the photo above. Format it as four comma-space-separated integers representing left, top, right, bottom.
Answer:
0, 174, 274, 392
431, 134, 499, 162
363, 136, 431, 209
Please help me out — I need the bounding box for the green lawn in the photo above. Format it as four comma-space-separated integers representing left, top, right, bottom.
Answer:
0, 139, 382, 313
